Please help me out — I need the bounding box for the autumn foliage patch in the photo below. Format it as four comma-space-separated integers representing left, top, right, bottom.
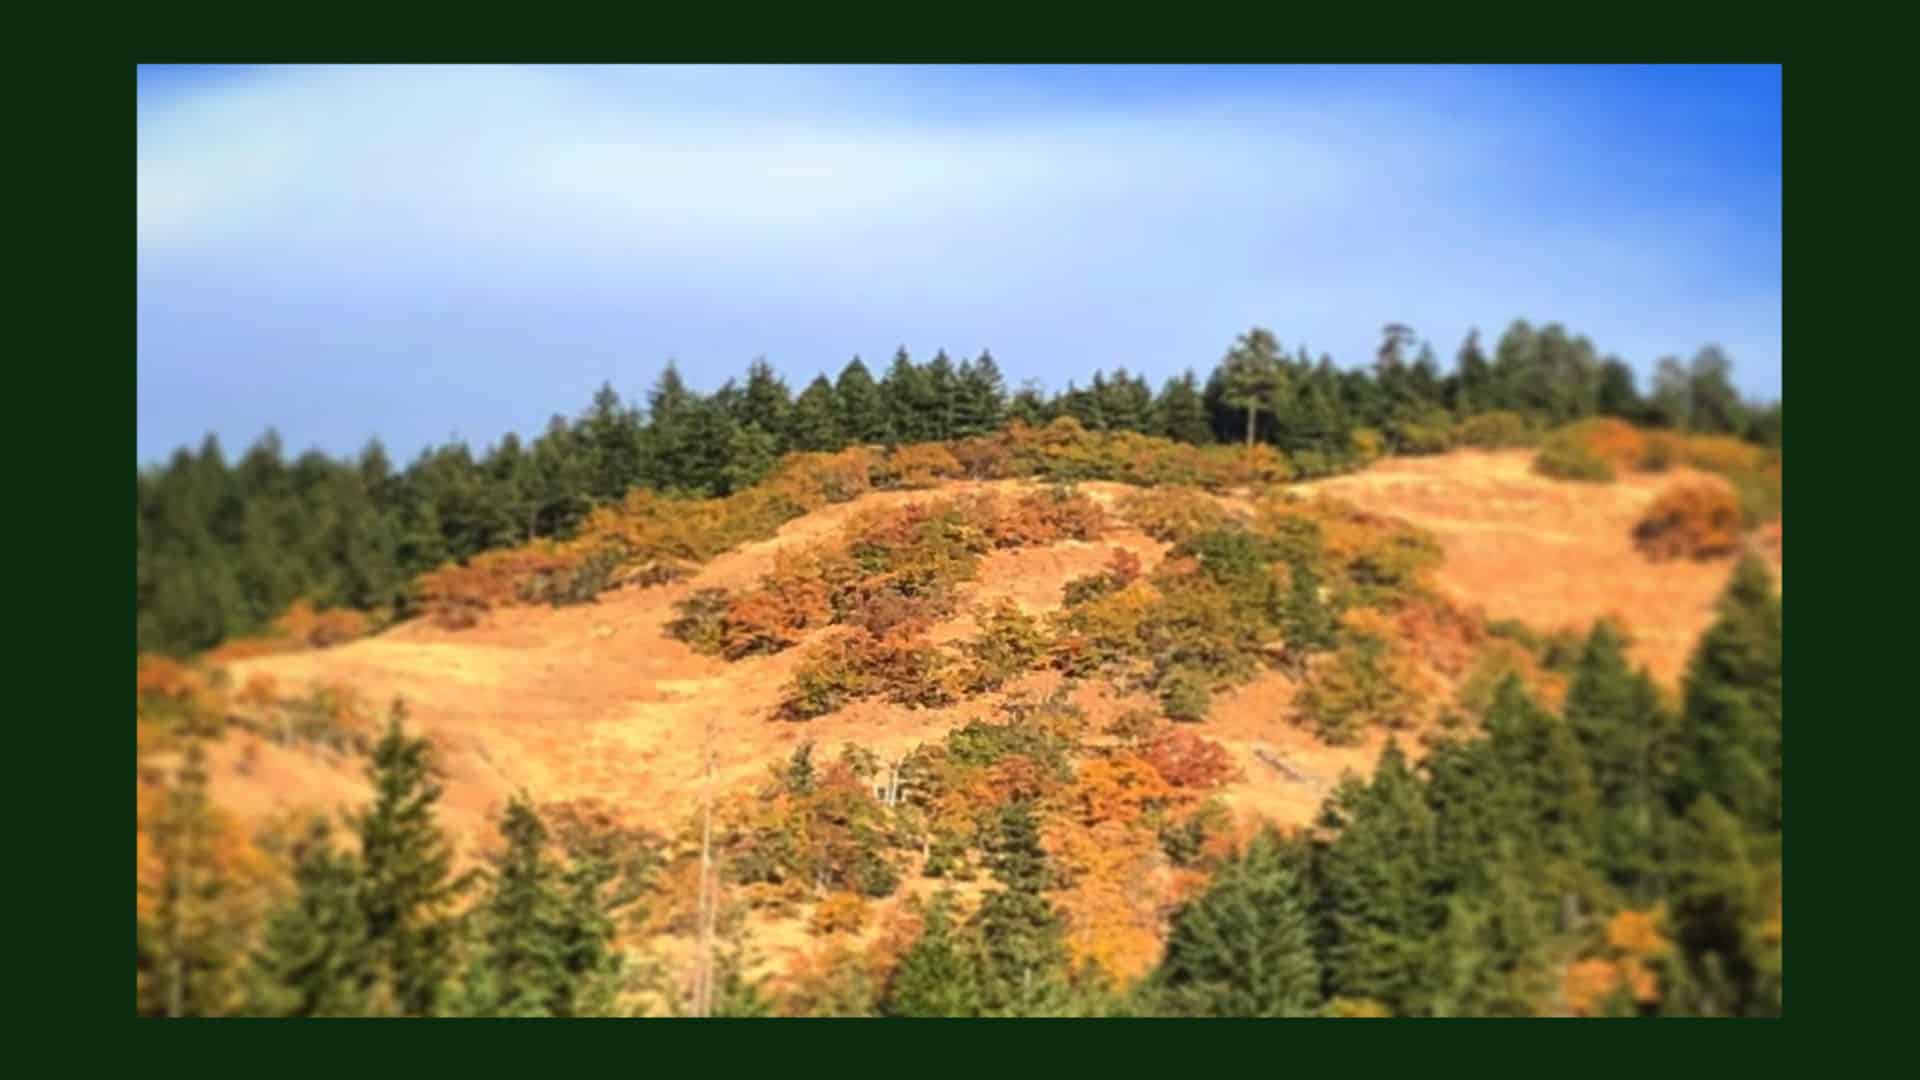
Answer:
1634, 482, 1744, 561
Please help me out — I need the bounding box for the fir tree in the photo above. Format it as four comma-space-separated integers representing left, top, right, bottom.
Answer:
1674, 556, 1783, 835
140, 740, 241, 1017
249, 820, 372, 1017
789, 375, 842, 452
970, 801, 1070, 1016
736, 359, 794, 448
881, 348, 935, 444
1148, 829, 1323, 1017
954, 350, 1008, 436
1318, 742, 1442, 1014
1154, 371, 1213, 445
1219, 328, 1285, 448
833, 356, 888, 445
880, 890, 983, 1017
351, 703, 466, 1016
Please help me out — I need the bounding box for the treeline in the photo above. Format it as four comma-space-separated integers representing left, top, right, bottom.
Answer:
138, 322, 1783, 656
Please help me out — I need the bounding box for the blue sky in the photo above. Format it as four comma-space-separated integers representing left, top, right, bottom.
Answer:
138, 64, 1781, 466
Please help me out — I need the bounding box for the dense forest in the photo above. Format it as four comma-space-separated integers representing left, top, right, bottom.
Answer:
137, 320, 1782, 657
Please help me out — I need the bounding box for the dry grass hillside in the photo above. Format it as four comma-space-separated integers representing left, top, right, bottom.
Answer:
176, 449, 1781, 985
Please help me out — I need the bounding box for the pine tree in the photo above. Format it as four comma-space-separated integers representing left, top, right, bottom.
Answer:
249, 820, 372, 1017
1447, 329, 1492, 414
954, 350, 1008, 436
925, 349, 960, 441
1426, 840, 1562, 1017
881, 348, 935, 444
970, 801, 1070, 1016
880, 890, 983, 1017
722, 422, 780, 494
459, 796, 572, 1016
737, 359, 794, 448
1148, 829, 1323, 1016
1154, 371, 1213, 444
1276, 556, 1338, 675
1219, 328, 1286, 448
1318, 741, 1442, 1014
140, 740, 242, 1016
789, 375, 842, 452
834, 357, 888, 445
351, 703, 465, 1016
1674, 557, 1783, 834
1665, 795, 1782, 1016
1564, 621, 1677, 897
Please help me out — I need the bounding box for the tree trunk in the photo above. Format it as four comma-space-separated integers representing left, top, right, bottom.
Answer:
1245, 405, 1257, 449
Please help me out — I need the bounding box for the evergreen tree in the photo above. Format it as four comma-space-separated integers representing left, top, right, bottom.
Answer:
880, 890, 983, 1017
578, 382, 646, 506
1426, 840, 1562, 1017
1148, 829, 1322, 1017
925, 349, 960, 441
1007, 383, 1051, 428
140, 739, 241, 1017
459, 795, 623, 1017
789, 375, 842, 452
1318, 742, 1442, 1014
350, 703, 466, 1016
1564, 621, 1677, 897
1687, 346, 1747, 436
248, 820, 372, 1017
736, 359, 794, 449
833, 356, 888, 445
1650, 357, 1693, 430
1674, 557, 1783, 834
954, 350, 1008, 436
1154, 371, 1213, 444
880, 348, 935, 444
1596, 358, 1643, 420
722, 422, 780, 494
1665, 795, 1782, 1016
1448, 329, 1493, 414
969, 801, 1070, 1016
1219, 328, 1286, 448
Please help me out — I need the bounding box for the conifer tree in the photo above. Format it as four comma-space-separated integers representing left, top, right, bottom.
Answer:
834, 356, 888, 445
954, 350, 1008, 436
1154, 371, 1213, 445
925, 349, 960, 441
1318, 742, 1442, 1014
1564, 621, 1677, 896
970, 801, 1070, 1016
351, 703, 465, 1016
140, 740, 242, 1017
737, 359, 794, 448
1220, 328, 1285, 448
789, 375, 842, 452
881, 348, 935, 444
1674, 556, 1783, 834
249, 820, 372, 1017
880, 890, 983, 1017
1148, 829, 1323, 1017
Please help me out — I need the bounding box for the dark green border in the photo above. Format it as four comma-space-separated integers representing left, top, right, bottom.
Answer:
94, 45, 1818, 1056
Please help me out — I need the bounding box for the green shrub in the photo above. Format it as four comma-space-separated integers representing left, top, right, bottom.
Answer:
1159, 667, 1214, 723
666, 588, 732, 655
1454, 410, 1538, 449
1532, 438, 1616, 483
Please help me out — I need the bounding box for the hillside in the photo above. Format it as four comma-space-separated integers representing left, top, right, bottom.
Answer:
158, 448, 1781, 991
